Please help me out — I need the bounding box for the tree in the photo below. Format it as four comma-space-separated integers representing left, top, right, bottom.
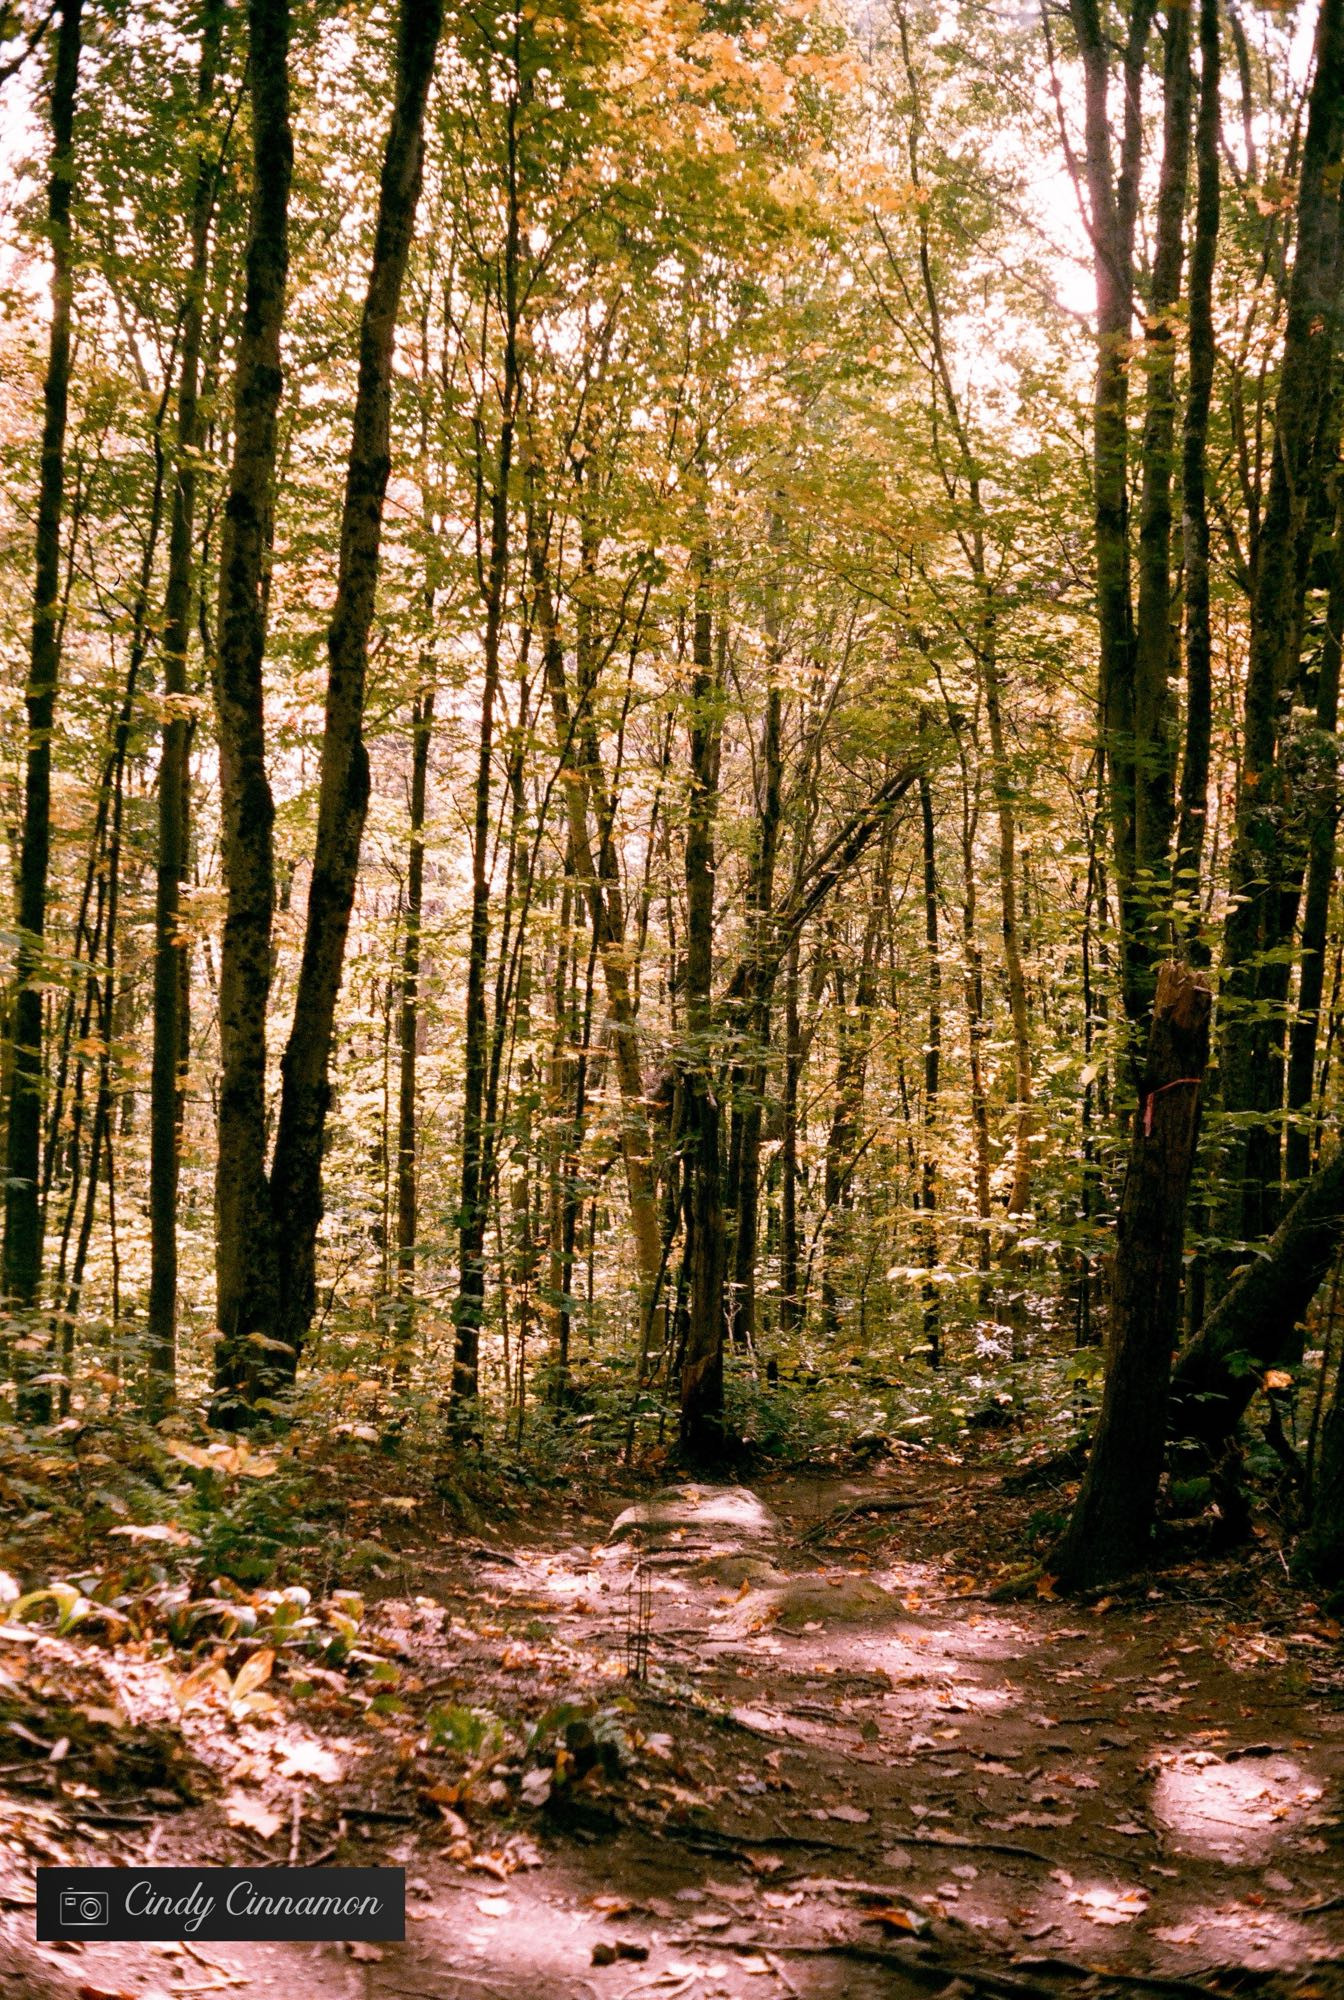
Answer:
2, 0, 84, 1423
1052, 962, 1211, 1589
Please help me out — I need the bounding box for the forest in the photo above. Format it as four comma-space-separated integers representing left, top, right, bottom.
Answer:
3, 0, 1344, 1991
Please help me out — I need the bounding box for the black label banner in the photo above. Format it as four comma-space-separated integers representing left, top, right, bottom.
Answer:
36, 1866, 405, 1942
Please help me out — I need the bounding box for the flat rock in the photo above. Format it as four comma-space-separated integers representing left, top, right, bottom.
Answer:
610, 1484, 778, 1551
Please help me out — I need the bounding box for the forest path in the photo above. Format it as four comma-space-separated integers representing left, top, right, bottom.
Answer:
5, 1464, 1344, 1999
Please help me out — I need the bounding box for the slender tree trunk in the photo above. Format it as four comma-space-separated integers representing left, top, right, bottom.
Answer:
1174, 0, 1220, 932
821, 866, 884, 1336
264, 0, 444, 1397
952, 744, 993, 1294
982, 635, 1033, 1218
451, 49, 520, 1420
679, 581, 728, 1460
393, 681, 434, 1376
210, 0, 293, 1420
1130, 0, 1191, 945
1052, 962, 1211, 1589
1067, 0, 1156, 1025
1286, 498, 1344, 1188
147, 0, 224, 1420
545, 872, 576, 1389
3, 0, 84, 1422
779, 937, 803, 1339
1216, 0, 1344, 1255
918, 761, 942, 1366
538, 562, 666, 1380
727, 637, 784, 1354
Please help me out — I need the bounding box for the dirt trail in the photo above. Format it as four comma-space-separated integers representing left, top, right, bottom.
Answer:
3, 1465, 1344, 1999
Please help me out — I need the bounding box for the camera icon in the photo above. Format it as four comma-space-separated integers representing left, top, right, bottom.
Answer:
60, 1889, 109, 1928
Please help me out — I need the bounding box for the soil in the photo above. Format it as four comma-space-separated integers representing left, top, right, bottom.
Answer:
3, 1459, 1343, 2000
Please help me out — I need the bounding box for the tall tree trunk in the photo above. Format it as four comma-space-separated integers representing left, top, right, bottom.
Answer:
1130, 0, 1192, 948
821, 864, 885, 1337
538, 561, 666, 1382
1052, 962, 1211, 1588
1067, 0, 1156, 1026
1285, 498, 1344, 1188
393, 680, 434, 1376
3, 0, 84, 1423
210, 0, 293, 1419
1216, 0, 1344, 1254
726, 597, 784, 1354
215, 0, 444, 1420
982, 637, 1033, 1219
451, 44, 520, 1420
679, 581, 728, 1460
1173, 0, 1220, 933
545, 871, 576, 1391
950, 733, 993, 1293
265, 0, 443, 1392
147, 0, 224, 1420
917, 759, 942, 1367
779, 936, 803, 1339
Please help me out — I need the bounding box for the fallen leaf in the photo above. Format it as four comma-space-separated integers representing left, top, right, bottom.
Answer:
224, 1792, 282, 1840
232, 1647, 276, 1700
274, 1739, 342, 1783
1070, 1885, 1148, 1925
865, 1905, 929, 1936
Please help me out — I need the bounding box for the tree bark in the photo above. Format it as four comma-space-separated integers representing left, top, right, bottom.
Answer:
1173, 0, 1220, 932
1285, 495, 1344, 1188
261, 0, 443, 1405
1052, 961, 1211, 1589
1130, 0, 1191, 946
147, 0, 224, 1421
451, 33, 520, 1419
779, 937, 803, 1338
821, 865, 884, 1337
679, 579, 728, 1461
1067, 0, 1156, 1026
540, 599, 666, 1371
393, 680, 434, 1374
1215, 0, 1344, 1253
210, 0, 293, 1418
917, 757, 942, 1366
214, 0, 443, 1422
3, 0, 84, 1422
726, 547, 785, 1353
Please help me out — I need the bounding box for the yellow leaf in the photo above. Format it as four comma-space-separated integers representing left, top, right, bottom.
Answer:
232, 1647, 276, 1699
